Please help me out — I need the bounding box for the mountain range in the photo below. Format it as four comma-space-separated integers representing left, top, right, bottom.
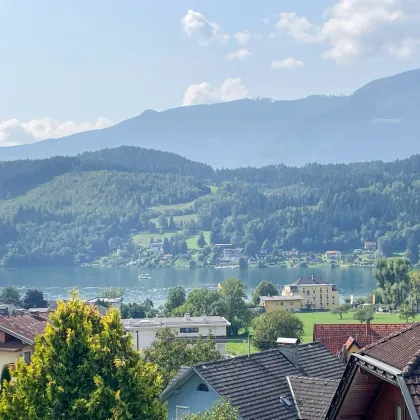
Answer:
1, 69, 420, 167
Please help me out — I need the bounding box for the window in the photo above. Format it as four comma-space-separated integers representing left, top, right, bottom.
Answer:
280, 302, 284, 306
307, 291, 310, 296
290, 302, 293, 306
176, 405, 190, 419
395, 405, 409, 420
180, 328, 199, 333
23, 351, 31, 363
197, 383, 209, 392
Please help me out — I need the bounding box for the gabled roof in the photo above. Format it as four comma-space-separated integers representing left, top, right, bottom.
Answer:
0, 314, 47, 345
260, 295, 303, 302
163, 342, 345, 420
359, 323, 420, 416
313, 323, 410, 355
290, 275, 332, 286
287, 376, 340, 420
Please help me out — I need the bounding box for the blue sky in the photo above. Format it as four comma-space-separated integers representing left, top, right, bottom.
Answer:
1, 0, 419, 146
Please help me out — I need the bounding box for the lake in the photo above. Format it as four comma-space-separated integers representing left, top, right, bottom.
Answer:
0, 266, 375, 306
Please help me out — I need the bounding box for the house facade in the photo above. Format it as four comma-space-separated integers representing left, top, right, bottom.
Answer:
0, 314, 47, 369
364, 241, 377, 251
326, 323, 420, 419
86, 297, 122, 312
122, 314, 231, 355
150, 242, 163, 253
282, 275, 339, 310
221, 248, 244, 263
325, 250, 342, 260
162, 341, 345, 420
259, 295, 303, 312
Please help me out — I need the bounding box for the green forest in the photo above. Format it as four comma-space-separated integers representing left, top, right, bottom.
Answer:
0, 146, 420, 266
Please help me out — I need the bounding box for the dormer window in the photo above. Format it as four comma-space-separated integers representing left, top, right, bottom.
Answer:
197, 383, 209, 392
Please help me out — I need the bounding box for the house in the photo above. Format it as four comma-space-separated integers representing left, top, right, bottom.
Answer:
0, 314, 47, 369
325, 250, 342, 261
282, 275, 339, 310
364, 241, 377, 251
0, 304, 25, 316
354, 248, 363, 254
313, 321, 410, 359
86, 297, 122, 311
259, 295, 303, 312
326, 323, 420, 419
121, 314, 231, 355
150, 242, 163, 253
221, 248, 243, 263
162, 341, 345, 420
282, 248, 300, 258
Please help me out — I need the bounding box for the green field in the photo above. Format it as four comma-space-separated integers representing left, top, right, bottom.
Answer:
186, 231, 211, 250
226, 311, 413, 355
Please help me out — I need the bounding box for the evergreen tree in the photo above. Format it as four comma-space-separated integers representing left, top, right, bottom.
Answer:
0, 293, 166, 420
22, 289, 48, 310
197, 232, 206, 248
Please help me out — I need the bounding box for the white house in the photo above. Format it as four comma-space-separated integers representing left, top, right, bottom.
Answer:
325, 250, 342, 260
150, 242, 163, 253
121, 314, 231, 355
221, 248, 243, 263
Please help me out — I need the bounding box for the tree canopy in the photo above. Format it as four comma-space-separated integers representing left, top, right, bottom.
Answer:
184, 401, 239, 420
0, 293, 166, 420
164, 286, 186, 314
0, 287, 22, 307
252, 310, 304, 351
142, 327, 222, 387
22, 289, 48, 310
251, 281, 279, 305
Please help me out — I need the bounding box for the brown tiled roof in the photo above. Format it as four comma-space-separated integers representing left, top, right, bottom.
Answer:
0, 314, 47, 344
313, 323, 410, 355
359, 323, 420, 417
287, 376, 340, 420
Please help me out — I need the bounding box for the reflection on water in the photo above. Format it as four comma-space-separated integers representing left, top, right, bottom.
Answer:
0, 266, 375, 306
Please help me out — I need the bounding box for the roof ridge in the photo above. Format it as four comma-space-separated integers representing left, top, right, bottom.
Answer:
287, 375, 339, 383
360, 322, 420, 353
403, 350, 420, 376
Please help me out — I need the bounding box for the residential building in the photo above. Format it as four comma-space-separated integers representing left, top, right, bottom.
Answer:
282, 248, 299, 258
150, 242, 163, 253
86, 297, 122, 311
122, 314, 230, 355
282, 275, 339, 310
259, 295, 303, 312
162, 341, 345, 420
313, 322, 410, 359
325, 250, 342, 260
0, 314, 47, 369
364, 241, 377, 251
326, 323, 420, 419
221, 248, 243, 263
0, 304, 25, 316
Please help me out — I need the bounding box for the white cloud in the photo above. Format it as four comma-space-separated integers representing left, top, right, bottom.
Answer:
271, 58, 305, 70
0, 117, 114, 147
226, 49, 252, 61
275, 0, 420, 64
234, 30, 252, 45
276, 12, 324, 44
181, 9, 229, 45
183, 78, 248, 106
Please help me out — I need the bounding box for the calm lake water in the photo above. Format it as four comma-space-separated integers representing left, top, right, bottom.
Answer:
0, 266, 375, 306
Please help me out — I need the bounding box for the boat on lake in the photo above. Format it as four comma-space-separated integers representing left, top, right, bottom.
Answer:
138, 273, 152, 280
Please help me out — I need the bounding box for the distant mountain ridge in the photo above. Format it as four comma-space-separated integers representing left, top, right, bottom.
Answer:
1, 69, 420, 167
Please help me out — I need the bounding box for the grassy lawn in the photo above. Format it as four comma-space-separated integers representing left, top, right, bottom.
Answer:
132, 231, 177, 246
296, 311, 412, 343
227, 311, 413, 355
186, 231, 211, 250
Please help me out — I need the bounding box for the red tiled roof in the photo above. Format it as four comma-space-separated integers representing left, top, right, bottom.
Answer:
0, 314, 47, 345
313, 323, 410, 355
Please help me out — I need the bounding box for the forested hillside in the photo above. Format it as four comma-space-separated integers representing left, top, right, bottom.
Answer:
0, 147, 420, 266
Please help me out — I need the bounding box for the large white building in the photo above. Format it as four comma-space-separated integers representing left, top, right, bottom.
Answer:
121, 314, 231, 355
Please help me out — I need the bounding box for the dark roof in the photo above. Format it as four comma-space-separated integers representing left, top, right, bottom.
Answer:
313, 323, 410, 355
164, 342, 345, 420
287, 376, 340, 420
357, 323, 420, 417
292, 276, 331, 286
0, 314, 47, 344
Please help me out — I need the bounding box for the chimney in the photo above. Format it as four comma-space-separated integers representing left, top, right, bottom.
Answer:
366, 319, 371, 336
277, 337, 299, 367
184, 312, 191, 321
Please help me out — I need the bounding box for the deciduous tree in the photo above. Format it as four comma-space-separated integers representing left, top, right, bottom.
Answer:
165, 286, 186, 313
0, 286, 22, 307
330, 304, 351, 320
184, 400, 239, 420
22, 289, 48, 310
252, 281, 279, 305
353, 306, 375, 323
399, 303, 416, 323
252, 310, 304, 351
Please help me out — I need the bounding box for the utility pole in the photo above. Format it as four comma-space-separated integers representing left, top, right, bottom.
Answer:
248, 332, 250, 357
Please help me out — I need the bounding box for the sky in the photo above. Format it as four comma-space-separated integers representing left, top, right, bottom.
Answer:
1, 0, 420, 147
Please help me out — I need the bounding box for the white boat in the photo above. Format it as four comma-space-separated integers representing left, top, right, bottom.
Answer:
138, 273, 152, 280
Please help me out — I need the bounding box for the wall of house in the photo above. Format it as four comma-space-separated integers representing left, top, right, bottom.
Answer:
126, 325, 228, 354
0, 345, 33, 370
264, 300, 302, 312
166, 374, 220, 420
296, 285, 339, 310
369, 382, 408, 420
